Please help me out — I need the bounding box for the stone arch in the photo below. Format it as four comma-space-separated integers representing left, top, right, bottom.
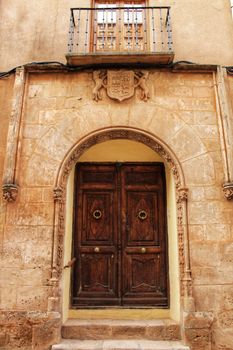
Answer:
49, 126, 193, 314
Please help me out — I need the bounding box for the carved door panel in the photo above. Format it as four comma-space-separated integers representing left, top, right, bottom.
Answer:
72, 163, 168, 307
121, 164, 168, 306
72, 164, 119, 306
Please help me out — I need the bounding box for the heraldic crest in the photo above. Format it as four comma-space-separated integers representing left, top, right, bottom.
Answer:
92, 69, 150, 102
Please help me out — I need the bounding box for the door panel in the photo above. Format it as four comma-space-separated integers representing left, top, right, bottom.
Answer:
82, 192, 115, 244
121, 164, 168, 306
126, 191, 158, 244
72, 163, 168, 307
73, 164, 119, 306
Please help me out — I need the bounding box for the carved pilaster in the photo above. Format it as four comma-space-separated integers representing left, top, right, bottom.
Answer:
2, 66, 26, 202
223, 182, 233, 200
215, 67, 233, 199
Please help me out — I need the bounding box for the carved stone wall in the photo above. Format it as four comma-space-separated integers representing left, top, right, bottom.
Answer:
0, 68, 232, 349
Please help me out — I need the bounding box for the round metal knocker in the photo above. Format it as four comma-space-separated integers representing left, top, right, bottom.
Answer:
93, 209, 102, 220
138, 210, 148, 221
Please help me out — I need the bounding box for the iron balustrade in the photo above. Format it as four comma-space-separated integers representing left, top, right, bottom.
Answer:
68, 6, 173, 55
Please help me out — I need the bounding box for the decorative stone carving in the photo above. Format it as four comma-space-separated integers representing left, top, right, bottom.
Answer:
92, 70, 107, 101
2, 184, 19, 202
53, 187, 63, 202
49, 128, 193, 318
135, 70, 150, 101
177, 187, 189, 203
92, 70, 150, 102
223, 182, 233, 200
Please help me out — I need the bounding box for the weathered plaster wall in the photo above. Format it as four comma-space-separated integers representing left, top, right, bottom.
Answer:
0, 0, 233, 71
1, 69, 233, 349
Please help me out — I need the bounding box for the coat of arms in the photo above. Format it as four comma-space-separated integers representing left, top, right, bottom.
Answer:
92, 70, 149, 102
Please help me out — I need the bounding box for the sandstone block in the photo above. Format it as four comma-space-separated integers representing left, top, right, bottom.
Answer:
189, 225, 206, 241
194, 111, 217, 125
192, 125, 218, 139
184, 74, 212, 87
221, 285, 233, 310
183, 154, 215, 186
16, 286, 50, 311
178, 98, 214, 111
190, 241, 219, 267
28, 85, 44, 98
204, 224, 231, 241
32, 319, 60, 350
24, 154, 59, 186
185, 328, 210, 347
194, 285, 221, 312
188, 201, 225, 225
23, 124, 48, 139
189, 187, 205, 201
169, 125, 206, 162
192, 266, 233, 285
184, 312, 214, 329
192, 86, 213, 98
179, 111, 196, 124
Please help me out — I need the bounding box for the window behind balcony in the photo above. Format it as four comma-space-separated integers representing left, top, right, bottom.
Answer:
93, 1, 146, 52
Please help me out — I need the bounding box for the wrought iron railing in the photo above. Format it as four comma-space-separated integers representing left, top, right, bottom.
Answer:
68, 6, 173, 55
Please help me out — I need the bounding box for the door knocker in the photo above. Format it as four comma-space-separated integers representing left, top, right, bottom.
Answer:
93, 209, 102, 220
138, 210, 148, 221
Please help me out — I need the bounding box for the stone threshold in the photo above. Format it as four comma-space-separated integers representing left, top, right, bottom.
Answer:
62, 318, 181, 341
52, 339, 190, 350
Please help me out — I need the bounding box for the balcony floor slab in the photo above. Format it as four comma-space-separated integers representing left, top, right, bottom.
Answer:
66, 52, 174, 67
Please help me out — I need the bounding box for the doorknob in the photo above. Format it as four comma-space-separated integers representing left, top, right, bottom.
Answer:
141, 247, 146, 253
94, 247, 100, 253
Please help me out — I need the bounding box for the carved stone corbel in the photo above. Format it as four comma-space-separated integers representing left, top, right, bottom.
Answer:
2, 184, 19, 202
223, 182, 233, 200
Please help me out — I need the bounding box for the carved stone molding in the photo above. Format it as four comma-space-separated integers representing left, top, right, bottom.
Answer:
223, 182, 233, 200
53, 187, 63, 202
92, 69, 150, 102
51, 128, 192, 305
2, 184, 19, 202
177, 187, 189, 203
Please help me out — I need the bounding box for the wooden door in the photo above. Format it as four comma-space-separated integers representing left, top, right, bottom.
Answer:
93, 1, 146, 52
72, 163, 168, 307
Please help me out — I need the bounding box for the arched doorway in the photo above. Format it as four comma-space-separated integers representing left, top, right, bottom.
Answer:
59, 134, 185, 322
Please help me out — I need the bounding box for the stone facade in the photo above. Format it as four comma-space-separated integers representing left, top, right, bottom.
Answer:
1, 1, 233, 350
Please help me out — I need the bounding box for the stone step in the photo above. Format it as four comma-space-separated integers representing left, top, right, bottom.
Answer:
62, 319, 181, 341
52, 339, 190, 350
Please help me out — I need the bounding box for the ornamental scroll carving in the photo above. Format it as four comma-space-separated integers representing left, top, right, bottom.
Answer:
54, 129, 188, 290
223, 182, 233, 200
92, 70, 150, 102
2, 184, 19, 202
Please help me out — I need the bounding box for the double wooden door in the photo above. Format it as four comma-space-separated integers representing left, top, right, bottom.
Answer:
72, 163, 168, 307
